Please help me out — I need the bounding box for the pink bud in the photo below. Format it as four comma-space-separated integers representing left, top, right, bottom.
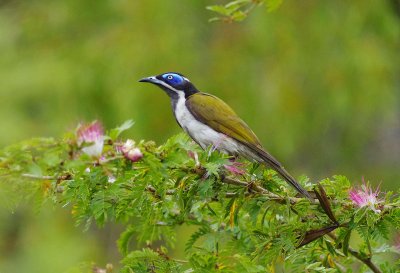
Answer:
125, 148, 143, 162
120, 139, 143, 162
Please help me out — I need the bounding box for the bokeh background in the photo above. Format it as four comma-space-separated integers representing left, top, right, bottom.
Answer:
0, 1, 399, 272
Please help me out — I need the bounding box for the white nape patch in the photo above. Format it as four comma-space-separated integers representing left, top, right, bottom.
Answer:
174, 92, 245, 155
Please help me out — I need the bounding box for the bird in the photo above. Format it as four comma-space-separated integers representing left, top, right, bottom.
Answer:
139, 72, 312, 200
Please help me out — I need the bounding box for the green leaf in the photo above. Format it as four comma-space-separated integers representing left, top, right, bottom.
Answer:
27, 163, 42, 176
225, 0, 251, 8
206, 5, 231, 16
325, 240, 337, 256
266, 0, 283, 12
109, 120, 135, 140
342, 229, 352, 256
185, 225, 211, 252
230, 254, 266, 272
354, 206, 369, 225
231, 10, 247, 21
121, 248, 181, 272
198, 178, 215, 198
118, 225, 136, 255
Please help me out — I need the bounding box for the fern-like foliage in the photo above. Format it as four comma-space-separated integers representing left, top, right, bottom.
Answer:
0, 120, 399, 272
207, 0, 283, 22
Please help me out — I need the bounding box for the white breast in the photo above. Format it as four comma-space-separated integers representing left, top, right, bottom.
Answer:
173, 92, 240, 154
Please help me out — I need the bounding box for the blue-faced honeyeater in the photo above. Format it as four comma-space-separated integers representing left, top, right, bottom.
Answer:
139, 72, 312, 200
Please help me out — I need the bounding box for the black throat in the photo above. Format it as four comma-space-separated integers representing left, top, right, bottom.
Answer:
183, 82, 198, 99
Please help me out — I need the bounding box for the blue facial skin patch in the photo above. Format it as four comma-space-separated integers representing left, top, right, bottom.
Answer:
162, 73, 184, 85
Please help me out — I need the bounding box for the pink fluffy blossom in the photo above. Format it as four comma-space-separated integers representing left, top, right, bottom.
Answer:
349, 179, 381, 213
76, 121, 104, 158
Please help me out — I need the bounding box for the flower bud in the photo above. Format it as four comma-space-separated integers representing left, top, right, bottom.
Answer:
121, 139, 143, 162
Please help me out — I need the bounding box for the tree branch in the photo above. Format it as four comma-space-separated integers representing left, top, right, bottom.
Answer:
327, 233, 382, 273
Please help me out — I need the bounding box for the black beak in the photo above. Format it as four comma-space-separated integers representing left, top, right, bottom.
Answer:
138, 76, 157, 83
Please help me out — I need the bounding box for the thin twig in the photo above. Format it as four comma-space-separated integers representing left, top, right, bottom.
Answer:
172, 258, 188, 263
22, 174, 55, 180
21, 173, 72, 183
146, 185, 249, 198
221, 176, 304, 204
146, 185, 175, 197
99, 155, 124, 164
21, 170, 308, 205
327, 233, 382, 273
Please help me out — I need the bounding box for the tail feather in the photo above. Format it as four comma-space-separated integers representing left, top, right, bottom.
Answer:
273, 165, 313, 200
255, 149, 313, 201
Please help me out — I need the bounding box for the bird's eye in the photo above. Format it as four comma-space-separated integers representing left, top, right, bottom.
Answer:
162, 73, 183, 85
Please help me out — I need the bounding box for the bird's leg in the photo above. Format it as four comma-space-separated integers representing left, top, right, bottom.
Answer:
228, 155, 239, 162
207, 134, 227, 158
246, 180, 256, 193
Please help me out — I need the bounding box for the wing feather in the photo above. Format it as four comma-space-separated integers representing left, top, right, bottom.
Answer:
186, 93, 281, 165
186, 93, 259, 145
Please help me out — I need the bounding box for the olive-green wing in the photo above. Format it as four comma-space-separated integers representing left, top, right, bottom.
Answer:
186, 93, 312, 200
186, 92, 264, 150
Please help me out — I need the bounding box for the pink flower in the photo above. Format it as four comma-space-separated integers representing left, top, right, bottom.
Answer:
76, 121, 104, 158
224, 161, 246, 175
349, 179, 381, 213
120, 139, 143, 162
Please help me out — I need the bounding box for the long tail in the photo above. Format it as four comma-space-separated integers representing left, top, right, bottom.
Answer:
255, 149, 313, 201
273, 164, 313, 200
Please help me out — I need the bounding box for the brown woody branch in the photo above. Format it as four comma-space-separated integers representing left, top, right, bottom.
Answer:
327, 233, 382, 273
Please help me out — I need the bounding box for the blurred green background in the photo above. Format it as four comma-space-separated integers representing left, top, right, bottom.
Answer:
0, 0, 399, 272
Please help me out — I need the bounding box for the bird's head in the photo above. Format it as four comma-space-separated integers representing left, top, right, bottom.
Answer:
139, 72, 198, 99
